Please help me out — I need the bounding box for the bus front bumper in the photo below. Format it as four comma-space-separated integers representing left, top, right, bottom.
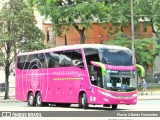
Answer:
99, 91, 137, 105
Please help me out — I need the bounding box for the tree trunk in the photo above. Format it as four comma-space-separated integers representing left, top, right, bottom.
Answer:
79, 32, 86, 44
64, 34, 67, 45
150, 18, 157, 36
120, 25, 124, 33
4, 62, 10, 99
72, 23, 86, 44
4, 42, 11, 99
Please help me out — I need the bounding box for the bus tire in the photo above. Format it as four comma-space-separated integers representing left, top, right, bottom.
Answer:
112, 104, 118, 109
78, 93, 83, 108
28, 92, 36, 106
36, 92, 48, 107
79, 93, 88, 109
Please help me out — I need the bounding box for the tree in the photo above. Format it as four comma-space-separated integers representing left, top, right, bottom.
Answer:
106, 0, 160, 40
105, 0, 131, 34
106, 35, 160, 69
152, 0, 160, 43
28, 0, 111, 44
0, 0, 45, 99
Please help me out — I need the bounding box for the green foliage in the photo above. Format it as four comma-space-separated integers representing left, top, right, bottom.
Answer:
28, 0, 111, 43
152, 0, 160, 36
0, 0, 45, 56
106, 34, 160, 69
0, 0, 46, 70
0, 0, 45, 99
103, 0, 160, 41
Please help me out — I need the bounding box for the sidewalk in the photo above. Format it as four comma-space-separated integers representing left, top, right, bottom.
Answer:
138, 92, 160, 100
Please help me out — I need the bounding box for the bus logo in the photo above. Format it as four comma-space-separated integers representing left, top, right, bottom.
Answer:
31, 70, 39, 89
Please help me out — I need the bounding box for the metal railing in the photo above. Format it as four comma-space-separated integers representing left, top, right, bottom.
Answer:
137, 83, 160, 95
0, 87, 15, 102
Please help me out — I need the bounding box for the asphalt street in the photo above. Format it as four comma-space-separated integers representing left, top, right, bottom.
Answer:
0, 100, 160, 111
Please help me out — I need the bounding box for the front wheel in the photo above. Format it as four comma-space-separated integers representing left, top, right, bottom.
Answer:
79, 93, 88, 109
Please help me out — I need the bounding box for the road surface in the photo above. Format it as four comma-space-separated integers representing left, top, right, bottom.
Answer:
0, 100, 160, 111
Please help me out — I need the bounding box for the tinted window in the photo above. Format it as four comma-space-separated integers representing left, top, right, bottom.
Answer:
46, 52, 60, 68
17, 49, 84, 69
72, 49, 84, 68
46, 49, 84, 69
59, 51, 72, 67
101, 48, 133, 66
17, 53, 47, 70
17, 55, 28, 69
84, 48, 100, 65
17, 55, 37, 70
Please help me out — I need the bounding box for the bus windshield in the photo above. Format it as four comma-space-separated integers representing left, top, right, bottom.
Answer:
101, 48, 133, 66
104, 71, 137, 92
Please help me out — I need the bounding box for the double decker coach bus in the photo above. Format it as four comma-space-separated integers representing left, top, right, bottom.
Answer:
16, 44, 137, 109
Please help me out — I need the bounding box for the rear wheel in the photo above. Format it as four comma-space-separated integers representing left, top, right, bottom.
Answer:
36, 92, 48, 107
79, 93, 88, 109
28, 92, 36, 106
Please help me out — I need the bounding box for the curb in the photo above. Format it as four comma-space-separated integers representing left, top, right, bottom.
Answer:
0, 99, 20, 103
138, 95, 160, 100
138, 98, 160, 100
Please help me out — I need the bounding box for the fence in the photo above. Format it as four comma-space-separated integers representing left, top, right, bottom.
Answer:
137, 83, 160, 95
0, 86, 15, 102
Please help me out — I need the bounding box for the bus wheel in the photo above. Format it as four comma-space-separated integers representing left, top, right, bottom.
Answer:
79, 93, 88, 109
28, 92, 36, 106
36, 92, 48, 107
112, 104, 118, 109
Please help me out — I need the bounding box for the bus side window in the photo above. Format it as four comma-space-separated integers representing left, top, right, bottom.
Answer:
84, 48, 101, 86
46, 52, 60, 68
59, 51, 72, 67
71, 49, 84, 69
84, 48, 100, 65
88, 65, 98, 85
48, 59, 55, 68
17, 56, 31, 70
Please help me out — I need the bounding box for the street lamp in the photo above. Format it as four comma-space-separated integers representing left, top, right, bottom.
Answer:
131, 0, 136, 65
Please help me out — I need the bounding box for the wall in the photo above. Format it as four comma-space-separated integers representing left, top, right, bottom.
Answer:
42, 22, 153, 46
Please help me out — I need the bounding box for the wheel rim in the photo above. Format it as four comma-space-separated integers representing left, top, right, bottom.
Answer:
37, 94, 41, 105
82, 97, 84, 106
29, 94, 34, 105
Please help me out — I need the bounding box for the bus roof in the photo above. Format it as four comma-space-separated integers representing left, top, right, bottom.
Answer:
17, 44, 130, 56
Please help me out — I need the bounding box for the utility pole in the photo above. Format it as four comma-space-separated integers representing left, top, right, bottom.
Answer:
131, 0, 136, 65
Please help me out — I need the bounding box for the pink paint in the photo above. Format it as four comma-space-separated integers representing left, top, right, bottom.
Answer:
16, 46, 137, 108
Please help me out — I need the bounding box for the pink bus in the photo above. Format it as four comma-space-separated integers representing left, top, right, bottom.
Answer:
16, 44, 137, 109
